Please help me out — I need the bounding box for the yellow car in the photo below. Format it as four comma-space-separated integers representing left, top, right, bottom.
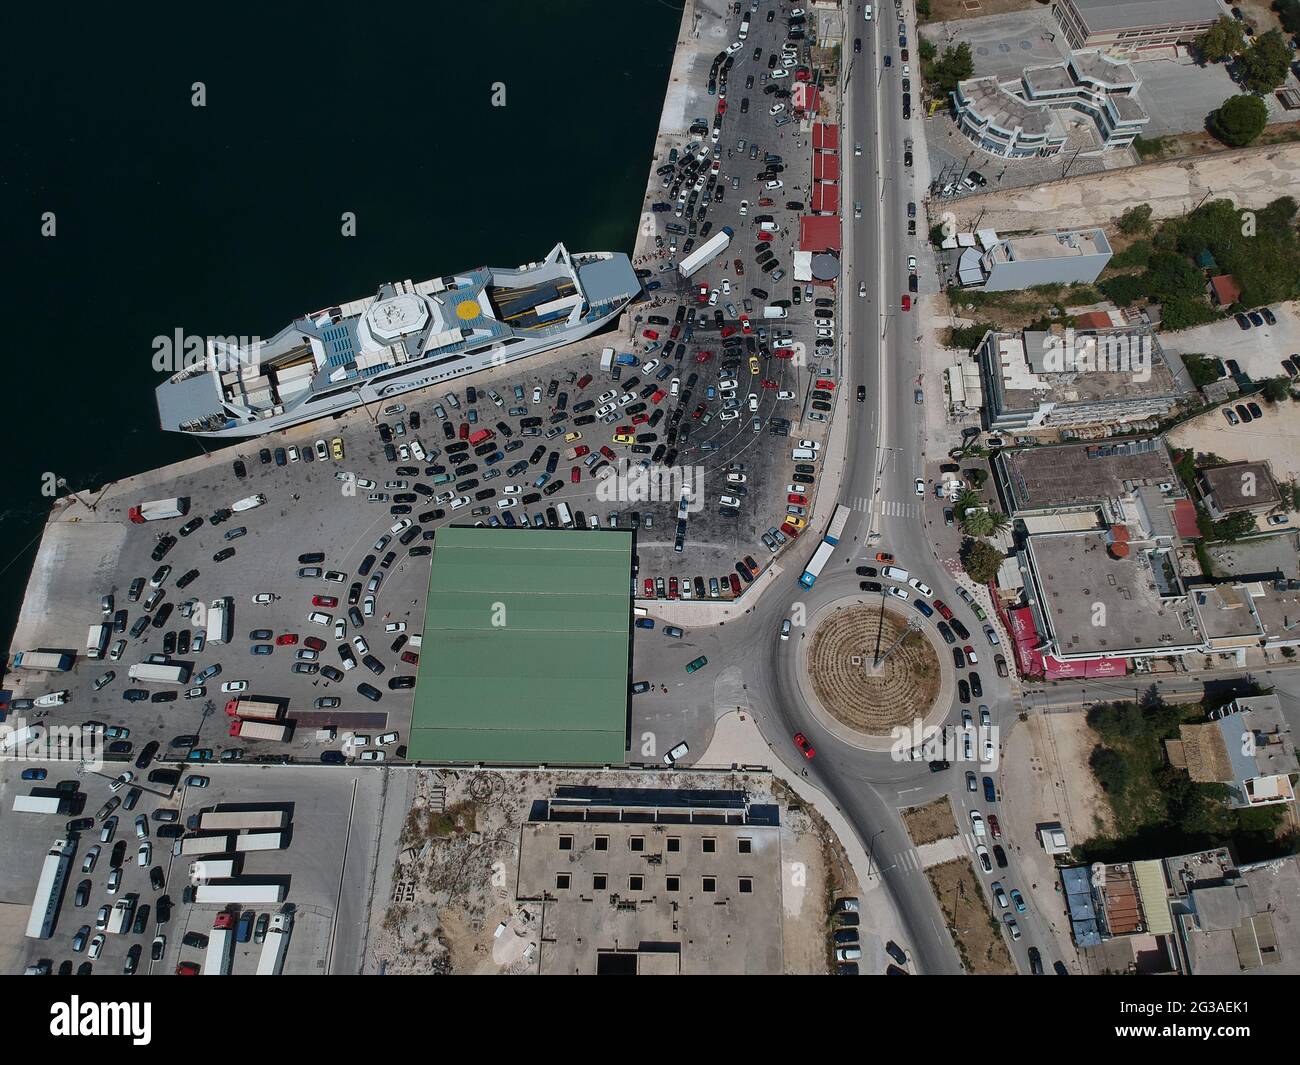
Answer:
613, 432, 636, 445
785, 515, 808, 530
564, 431, 583, 443
749, 355, 760, 376
330, 437, 344, 461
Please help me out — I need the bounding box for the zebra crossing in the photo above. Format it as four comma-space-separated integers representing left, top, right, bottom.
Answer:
893, 832, 982, 874
848, 496, 921, 519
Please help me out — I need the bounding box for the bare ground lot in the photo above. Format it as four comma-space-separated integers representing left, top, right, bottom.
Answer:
903, 795, 960, 847
941, 142, 1300, 234
1168, 400, 1300, 498
927, 857, 1016, 974
928, 0, 1043, 22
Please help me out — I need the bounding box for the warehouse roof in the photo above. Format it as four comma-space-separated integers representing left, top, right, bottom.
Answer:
408, 527, 633, 764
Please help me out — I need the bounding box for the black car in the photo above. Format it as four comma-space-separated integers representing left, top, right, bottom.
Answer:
860, 581, 882, 593
150, 535, 176, 562
65, 817, 94, 834
179, 516, 203, 538
298, 551, 325, 565
182, 931, 209, 949
134, 741, 160, 770
212, 548, 236, 563
259, 448, 272, 465
957, 680, 971, 703
362, 654, 385, 675
993, 844, 1008, 869
1027, 947, 1044, 975
969, 672, 983, 698
321, 750, 347, 765
357, 683, 382, 703
388, 675, 416, 690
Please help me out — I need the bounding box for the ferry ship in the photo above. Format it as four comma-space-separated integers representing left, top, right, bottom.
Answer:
156, 243, 640, 438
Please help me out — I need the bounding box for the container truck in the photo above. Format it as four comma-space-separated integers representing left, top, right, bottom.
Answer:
798, 505, 852, 588
85, 623, 111, 660
235, 831, 285, 852
175, 833, 235, 856
188, 858, 238, 881
198, 809, 286, 832
127, 661, 192, 685
230, 493, 267, 513
204, 912, 235, 975
128, 497, 190, 524
106, 893, 137, 934
12, 795, 67, 815
11, 651, 73, 672
824, 505, 851, 546
224, 697, 281, 720
0, 725, 45, 755
255, 912, 293, 975
206, 597, 231, 646
600, 347, 615, 371
678, 226, 734, 279
24, 837, 73, 939
228, 719, 291, 742
194, 881, 286, 905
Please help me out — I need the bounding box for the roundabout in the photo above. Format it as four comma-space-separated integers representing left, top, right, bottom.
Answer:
795, 594, 955, 753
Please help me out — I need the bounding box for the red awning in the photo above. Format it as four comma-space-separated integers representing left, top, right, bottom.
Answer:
813, 153, 840, 182
810, 184, 840, 213
812, 122, 839, 151
1173, 499, 1200, 540
799, 214, 841, 252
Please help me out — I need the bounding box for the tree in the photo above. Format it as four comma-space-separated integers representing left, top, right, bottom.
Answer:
1237, 30, 1292, 93
1210, 93, 1269, 147
1101, 273, 1147, 306
1260, 376, 1294, 402
916, 0, 932, 20
1116, 203, 1153, 236
1144, 251, 1205, 305
1212, 512, 1258, 541
962, 507, 1009, 537
1089, 745, 1130, 795
1196, 16, 1247, 62
960, 538, 1004, 584
930, 43, 974, 95
1277, 0, 1300, 35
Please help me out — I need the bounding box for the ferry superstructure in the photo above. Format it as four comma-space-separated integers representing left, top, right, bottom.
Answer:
155, 243, 640, 438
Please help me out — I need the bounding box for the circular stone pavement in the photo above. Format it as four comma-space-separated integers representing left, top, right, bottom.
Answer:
797, 599, 952, 751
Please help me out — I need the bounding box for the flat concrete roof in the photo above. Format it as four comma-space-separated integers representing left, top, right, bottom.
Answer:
409, 527, 633, 764
999, 439, 1177, 515
1067, 0, 1225, 34
1024, 530, 1200, 656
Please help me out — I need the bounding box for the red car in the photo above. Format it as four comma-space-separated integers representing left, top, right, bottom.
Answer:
644, 578, 654, 598
570, 466, 581, 483
988, 815, 1002, 840
795, 68, 811, 81
304, 636, 326, 651
757, 231, 773, 242
761, 378, 778, 390
695, 350, 714, 363
176, 962, 200, 976
720, 325, 736, 338
781, 520, 802, 537
572, 444, 590, 458
739, 315, 752, 334
692, 403, 708, 419
932, 600, 954, 621
875, 552, 895, 563
600, 445, 617, 461
716, 98, 727, 115
788, 493, 809, 505
670, 324, 680, 339
458, 422, 470, 440
794, 732, 816, 759
773, 347, 794, 360
902, 295, 911, 311
733, 257, 744, 274
631, 413, 648, 426
616, 424, 634, 435
697, 284, 709, 303
669, 576, 679, 598
728, 573, 741, 596
311, 595, 337, 608
275, 633, 299, 646
400, 650, 420, 665
648, 390, 664, 404
757, 197, 774, 207
576, 374, 592, 389
815, 379, 836, 390
642, 328, 659, 340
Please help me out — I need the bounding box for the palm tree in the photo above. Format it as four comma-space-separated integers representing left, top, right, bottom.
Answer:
953, 488, 982, 520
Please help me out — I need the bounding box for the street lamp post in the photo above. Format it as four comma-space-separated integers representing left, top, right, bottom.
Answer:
866, 827, 886, 880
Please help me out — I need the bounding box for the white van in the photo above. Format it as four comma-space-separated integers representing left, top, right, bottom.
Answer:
758, 220, 779, 233
791, 447, 818, 461
307, 611, 332, 626
763, 306, 788, 319
881, 566, 910, 583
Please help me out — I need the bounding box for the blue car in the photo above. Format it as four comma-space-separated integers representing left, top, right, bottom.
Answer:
983, 777, 997, 803
21, 768, 47, 781
1010, 889, 1026, 913
635, 618, 655, 630
912, 599, 934, 617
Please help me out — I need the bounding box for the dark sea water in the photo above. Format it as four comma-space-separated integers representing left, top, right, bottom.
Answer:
0, 1, 681, 652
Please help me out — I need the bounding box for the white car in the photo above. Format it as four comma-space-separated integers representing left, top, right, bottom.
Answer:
390, 518, 412, 534
597, 390, 617, 404
797, 439, 821, 451
314, 439, 328, 460
410, 440, 427, 461
449, 496, 470, 510
727, 472, 748, 484
708, 289, 719, 306
643, 359, 660, 373
595, 403, 616, 418
983, 736, 995, 762
859, 281, 866, 297
532, 386, 542, 403
970, 811, 986, 837
108, 772, 134, 793
378, 731, 401, 746
907, 255, 918, 272
363, 596, 375, 618
88, 934, 105, 961
385, 622, 406, 633
854, 142, 862, 156
721, 279, 731, 294
307, 612, 331, 627
663, 741, 689, 766
765, 179, 784, 191
915, 478, 925, 496
670, 378, 680, 396
497, 498, 517, 510
908, 577, 932, 597
719, 409, 740, 421
334, 618, 346, 640
975, 844, 991, 874
748, 393, 759, 412
137, 842, 151, 866
719, 495, 742, 508
777, 390, 797, 400
359, 750, 386, 762
719, 378, 739, 391
221, 680, 248, 693
739, 199, 749, 216
353, 635, 370, 655
902, 65, 910, 76
503, 484, 522, 495
887, 586, 910, 601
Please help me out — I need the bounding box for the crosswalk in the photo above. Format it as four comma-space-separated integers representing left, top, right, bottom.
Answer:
890, 832, 983, 875
848, 496, 922, 520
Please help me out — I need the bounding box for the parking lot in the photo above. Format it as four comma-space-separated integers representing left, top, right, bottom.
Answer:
3, 759, 380, 975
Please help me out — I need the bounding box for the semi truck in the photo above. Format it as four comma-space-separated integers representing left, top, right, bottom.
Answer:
24, 837, 73, 939
231, 493, 267, 513
175, 833, 235, 857
799, 505, 852, 589
235, 831, 285, 852
204, 912, 235, 975
206, 597, 231, 646
678, 226, 734, 279
224, 697, 281, 720
229, 719, 291, 742
127, 661, 192, 685
255, 912, 293, 975
194, 881, 286, 905
11, 651, 73, 672
12, 795, 67, 815
188, 858, 238, 881
128, 497, 190, 524
85, 623, 111, 660
198, 809, 286, 832
0, 725, 46, 755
